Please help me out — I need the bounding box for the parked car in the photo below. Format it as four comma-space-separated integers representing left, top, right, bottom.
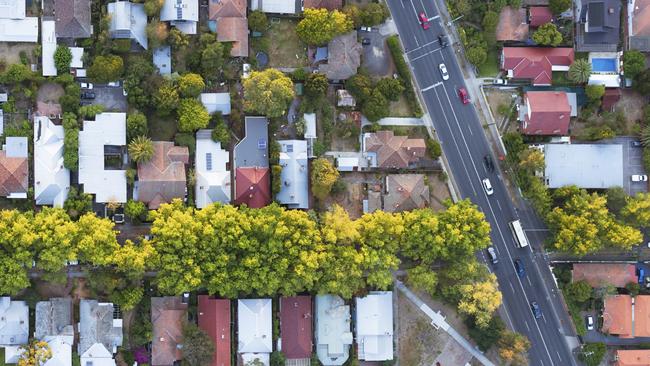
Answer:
632, 174, 648, 182
530, 302, 542, 319
360, 26, 372, 32
112, 213, 125, 224
438, 34, 448, 48
439, 63, 449, 81
361, 38, 371, 45
482, 178, 493, 195
586, 315, 594, 330
107, 81, 120, 87
487, 246, 498, 264
418, 12, 430, 30
631, 140, 643, 147
484, 155, 494, 172
80, 82, 93, 89
493, 79, 508, 85
81, 91, 95, 99
458, 87, 469, 104
514, 259, 525, 277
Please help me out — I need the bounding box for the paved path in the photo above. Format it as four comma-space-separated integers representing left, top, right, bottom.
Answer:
394, 280, 495, 366
361, 116, 425, 127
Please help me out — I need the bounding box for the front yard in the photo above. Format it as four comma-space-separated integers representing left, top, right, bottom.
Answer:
478, 48, 499, 77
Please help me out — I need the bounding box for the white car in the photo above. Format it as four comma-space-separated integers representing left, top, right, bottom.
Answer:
439, 63, 449, 81
586, 315, 594, 331
80, 82, 93, 89
482, 178, 494, 196
107, 81, 120, 87
632, 174, 648, 182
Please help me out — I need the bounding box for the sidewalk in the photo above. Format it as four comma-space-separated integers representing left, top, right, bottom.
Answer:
361, 116, 425, 127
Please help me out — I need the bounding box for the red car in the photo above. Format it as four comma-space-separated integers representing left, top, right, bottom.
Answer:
419, 12, 430, 30
458, 88, 470, 104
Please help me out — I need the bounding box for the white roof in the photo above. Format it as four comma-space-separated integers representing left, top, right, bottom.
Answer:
42, 336, 72, 366
355, 292, 393, 361
108, 2, 148, 49
195, 131, 231, 208
237, 299, 272, 354
0, 297, 29, 346
250, 0, 297, 13
315, 295, 352, 366
304, 113, 316, 139
544, 143, 623, 189
69, 47, 84, 68
80, 343, 116, 366
153, 46, 171, 75
588, 74, 621, 87
276, 140, 308, 209
200, 93, 231, 115
0, 17, 38, 42
161, 0, 198, 33
0, 0, 25, 19
42, 20, 57, 76
78, 113, 127, 203
5, 137, 27, 158
336, 157, 358, 171
34, 116, 70, 207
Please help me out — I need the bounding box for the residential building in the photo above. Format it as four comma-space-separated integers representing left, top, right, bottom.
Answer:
0, 297, 29, 364
54, 0, 92, 38
78, 300, 123, 366
277, 140, 309, 209
35, 298, 74, 366
198, 296, 230, 366
543, 143, 623, 189
303, 0, 342, 10
200, 93, 231, 115
355, 292, 393, 361
603, 295, 650, 338
153, 46, 172, 75
496, 6, 529, 41
42, 20, 58, 76
208, 0, 248, 57
0, 0, 38, 43
34, 116, 70, 207
376, 174, 429, 213
521, 91, 571, 135
319, 32, 362, 81
161, 0, 198, 34
0, 0, 26, 18
315, 295, 352, 366
69, 47, 84, 69
238, 299, 272, 366
151, 297, 188, 366
78, 113, 127, 203
250, 0, 298, 14
136, 141, 189, 209
280, 296, 312, 361
234, 117, 270, 208
195, 129, 231, 208
529, 6, 553, 27
108, 1, 148, 49
303, 113, 317, 158
0, 137, 28, 199
501, 47, 574, 85
616, 350, 650, 366
572, 263, 638, 288
630, 0, 650, 51
363, 131, 426, 169
577, 0, 621, 52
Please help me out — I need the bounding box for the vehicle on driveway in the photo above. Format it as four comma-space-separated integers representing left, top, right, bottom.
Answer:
80, 82, 93, 89
632, 174, 648, 182
487, 246, 498, 264
418, 12, 430, 30
439, 63, 449, 81
482, 178, 493, 195
360, 26, 372, 32
530, 302, 542, 319
631, 140, 643, 147
458, 87, 469, 104
361, 38, 371, 45
438, 34, 448, 47
81, 91, 95, 99
514, 259, 525, 277
586, 315, 594, 330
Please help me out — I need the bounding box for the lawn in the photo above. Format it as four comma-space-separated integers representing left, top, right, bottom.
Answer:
148, 114, 178, 141
478, 49, 499, 77
266, 19, 309, 68
389, 95, 415, 117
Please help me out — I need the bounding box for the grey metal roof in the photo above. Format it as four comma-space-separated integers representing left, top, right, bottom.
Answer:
577, 0, 621, 51
234, 116, 269, 168
276, 140, 308, 209
153, 46, 172, 75
5, 137, 27, 158
78, 300, 123, 357
544, 143, 623, 189
35, 298, 74, 340
107, 2, 148, 49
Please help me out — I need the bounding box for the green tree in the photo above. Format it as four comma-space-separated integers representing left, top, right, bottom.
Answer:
466, 46, 487, 67
635, 68, 650, 95
168, 28, 189, 48
270, 351, 286, 366
578, 343, 606, 366
296, 8, 353, 45
178, 73, 205, 98
53, 45, 73, 74
497, 331, 530, 365
426, 138, 442, 159
342, 4, 361, 28
63, 187, 92, 220
627, 282, 641, 296
305, 72, 329, 99
532, 23, 563, 46
1, 63, 32, 84
211, 118, 231, 145
125, 200, 148, 223
33, 208, 78, 275
606, 187, 627, 217
642, 125, 650, 146
549, 0, 571, 14
565, 280, 592, 304
127, 112, 148, 142
243, 69, 295, 118
153, 81, 180, 116
360, 3, 389, 26
624, 50, 646, 79
201, 41, 225, 80
568, 59, 591, 84
88, 55, 124, 83
375, 78, 405, 101
146, 19, 169, 49
248, 10, 268, 32
356, 210, 403, 289
178, 98, 210, 132
345, 74, 373, 103
0, 210, 35, 295
62, 112, 79, 171
311, 158, 339, 200
585, 84, 605, 105
406, 265, 438, 295
467, 316, 505, 352
457, 273, 502, 328
518, 147, 545, 173
77, 104, 105, 119
128, 136, 155, 163
621, 193, 650, 227
144, 0, 163, 15
60, 83, 81, 114
362, 89, 389, 122
482, 11, 499, 32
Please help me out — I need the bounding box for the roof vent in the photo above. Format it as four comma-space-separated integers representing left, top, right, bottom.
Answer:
608, 7, 614, 14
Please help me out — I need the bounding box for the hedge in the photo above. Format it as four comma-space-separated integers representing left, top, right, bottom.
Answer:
387, 35, 423, 117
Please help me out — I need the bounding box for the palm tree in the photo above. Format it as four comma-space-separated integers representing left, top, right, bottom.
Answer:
568, 59, 591, 84
128, 136, 154, 163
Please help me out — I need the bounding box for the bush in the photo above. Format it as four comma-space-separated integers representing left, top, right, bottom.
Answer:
54, 45, 73, 74
211, 118, 231, 145
249, 10, 268, 32
466, 316, 505, 351
386, 36, 422, 116
178, 98, 210, 132
578, 343, 606, 366
127, 112, 148, 143
426, 138, 442, 159
78, 104, 105, 119
175, 133, 196, 155
62, 113, 79, 171
125, 200, 147, 223
271, 164, 282, 197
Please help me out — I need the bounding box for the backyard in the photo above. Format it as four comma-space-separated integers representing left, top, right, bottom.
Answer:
148, 114, 177, 141
252, 19, 309, 69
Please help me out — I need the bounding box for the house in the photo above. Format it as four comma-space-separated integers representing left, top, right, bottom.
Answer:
319, 32, 362, 81
303, 0, 342, 10
521, 91, 571, 135
0, 0, 38, 43
501, 47, 574, 85
616, 350, 650, 366
355, 292, 393, 361
78, 112, 127, 203
543, 143, 623, 189
337, 89, 356, 107
35, 298, 74, 366
238, 299, 272, 366
280, 296, 312, 361
195, 129, 231, 208
69, 47, 84, 68
153, 46, 172, 75
151, 297, 188, 366
161, 0, 198, 34
54, 0, 92, 38
78, 300, 123, 366
136, 141, 189, 209
380, 174, 429, 213
198, 296, 230, 366
42, 20, 58, 76
577, 0, 621, 52
315, 295, 352, 366
630, 0, 650, 51
208, 0, 248, 57
529, 6, 553, 27
304, 113, 317, 158
0, 137, 28, 199
250, 0, 298, 14
602, 295, 650, 338
108, 1, 148, 50
234, 117, 270, 208
363, 131, 426, 169
34, 116, 71, 207
496, 6, 529, 41
200, 93, 231, 115
0, 0, 25, 19
572, 263, 638, 288
277, 140, 309, 209
0, 297, 29, 364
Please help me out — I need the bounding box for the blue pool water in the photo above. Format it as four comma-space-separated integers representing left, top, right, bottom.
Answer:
591, 58, 617, 72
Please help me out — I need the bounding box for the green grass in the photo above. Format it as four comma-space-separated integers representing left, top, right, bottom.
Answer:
552, 71, 577, 86
148, 114, 177, 141
265, 19, 309, 68
478, 49, 499, 77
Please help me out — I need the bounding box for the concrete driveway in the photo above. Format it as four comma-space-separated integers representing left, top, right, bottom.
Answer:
89, 86, 127, 112
600, 136, 648, 196
359, 28, 392, 77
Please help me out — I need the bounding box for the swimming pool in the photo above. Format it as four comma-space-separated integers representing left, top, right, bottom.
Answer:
591, 58, 617, 72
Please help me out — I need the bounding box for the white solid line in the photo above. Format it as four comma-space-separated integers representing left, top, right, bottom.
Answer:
497, 200, 502, 211
409, 47, 443, 62
406, 40, 439, 54
525, 320, 531, 331
421, 82, 442, 92
429, 15, 440, 20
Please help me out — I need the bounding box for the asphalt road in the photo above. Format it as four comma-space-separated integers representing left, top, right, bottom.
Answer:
385, 1, 579, 365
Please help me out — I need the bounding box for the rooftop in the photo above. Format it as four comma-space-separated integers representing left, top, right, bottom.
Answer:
544, 143, 623, 189
355, 292, 393, 361
572, 263, 638, 288
523, 91, 571, 135
160, 0, 198, 34
235, 116, 269, 169
315, 295, 352, 366
276, 140, 309, 209
200, 93, 231, 115
502, 47, 574, 85
0, 0, 26, 19
54, 0, 92, 38
280, 296, 313, 360
153, 46, 172, 75
0, 297, 29, 346
0, 137, 28, 199
35, 298, 74, 341
603, 294, 633, 337
234, 167, 270, 208
303, 0, 342, 10
198, 296, 230, 366
529, 6, 553, 27
136, 141, 189, 209
108, 1, 148, 49
42, 20, 57, 76
238, 299, 272, 354
34, 116, 70, 207
577, 0, 621, 51
250, 0, 298, 14
78, 300, 123, 363
616, 350, 650, 366
151, 297, 188, 366
195, 130, 231, 208
208, 0, 248, 57
496, 6, 529, 41
319, 32, 362, 80
0, 17, 39, 43
631, 0, 650, 51
382, 174, 429, 213
363, 131, 426, 169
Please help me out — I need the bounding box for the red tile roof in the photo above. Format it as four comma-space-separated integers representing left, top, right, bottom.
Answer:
280, 296, 312, 359
572, 263, 637, 288
303, 0, 342, 10
502, 47, 574, 85
617, 350, 650, 366
636, 296, 650, 337
151, 297, 188, 366
198, 296, 231, 366
208, 0, 249, 57
137, 141, 189, 209
234, 167, 271, 208
602, 294, 633, 338
0, 150, 28, 197
522, 91, 571, 135
529, 7, 553, 27
364, 131, 426, 169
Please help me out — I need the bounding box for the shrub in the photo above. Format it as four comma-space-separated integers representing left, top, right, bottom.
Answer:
62, 113, 79, 171
53, 45, 73, 74
127, 112, 148, 142
178, 98, 210, 132
386, 36, 422, 116
426, 138, 442, 159
175, 133, 196, 156
128, 136, 155, 163
125, 200, 147, 223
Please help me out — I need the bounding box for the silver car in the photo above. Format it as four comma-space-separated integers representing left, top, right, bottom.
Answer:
439, 63, 449, 81
487, 246, 498, 264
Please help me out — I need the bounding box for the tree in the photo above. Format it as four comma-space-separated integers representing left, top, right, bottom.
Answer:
168, 28, 190, 48
270, 351, 286, 366
178, 98, 210, 132
627, 282, 641, 297
144, 0, 164, 16
642, 125, 650, 146
549, 0, 571, 14
532, 23, 563, 46
64, 187, 92, 220
1, 63, 32, 84
375, 78, 405, 101
146, 19, 169, 49
356, 210, 403, 289
127, 112, 148, 142
467, 316, 505, 352
457, 273, 502, 328
211, 118, 231, 145
0, 210, 35, 295
634, 68, 650, 95
518, 147, 545, 173
248, 10, 268, 32
426, 138, 442, 159
88, 55, 124, 83
62, 112, 79, 171
311, 158, 339, 200
305, 72, 329, 99
585, 84, 605, 105
564, 280, 592, 304
78, 104, 105, 119
360, 3, 389, 26
568, 59, 591, 84
153, 81, 180, 116
466, 46, 487, 67
406, 265, 438, 295
18, 340, 52, 366
578, 343, 606, 366
497, 331, 530, 365
200, 41, 225, 81
33, 208, 78, 275
178, 73, 205, 98
342, 4, 362, 28
345, 74, 373, 103
362, 89, 389, 122
482, 11, 499, 32
606, 187, 627, 217
622, 193, 650, 227
53, 45, 72, 74
128, 136, 155, 163
296, 8, 353, 45
624, 50, 646, 80
243, 69, 295, 118
125, 200, 148, 223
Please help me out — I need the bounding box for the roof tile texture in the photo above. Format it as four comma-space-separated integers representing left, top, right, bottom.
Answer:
209, 0, 249, 57
0, 150, 28, 197
502, 47, 574, 85
365, 131, 426, 168
235, 167, 271, 208
529, 6, 553, 27
151, 297, 188, 366
572, 263, 637, 288
137, 142, 189, 209
198, 296, 231, 366
523, 91, 571, 135
280, 296, 313, 360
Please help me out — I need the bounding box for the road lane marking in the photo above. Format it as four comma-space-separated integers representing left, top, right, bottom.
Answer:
421, 82, 442, 92
409, 47, 443, 62
497, 200, 502, 211
509, 281, 515, 293
406, 40, 439, 54
527, 277, 532, 287
428, 15, 440, 21
543, 314, 547, 324
525, 320, 530, 331
557, 351, 562, 362
413, 35, 419, 47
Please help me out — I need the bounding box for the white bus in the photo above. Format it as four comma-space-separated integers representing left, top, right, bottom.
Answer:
509, 219, 529, 248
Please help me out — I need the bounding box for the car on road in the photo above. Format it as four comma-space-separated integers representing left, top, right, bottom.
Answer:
80, 82, 93, 89
632, 174, 648, 182
493, 78, 508, 85
81, 91, 95, 99
482, 178, 493, 195
438, 34, 448, 48
361, 38, 371, 45
514, 259, 525, 277
484, 155, 494, 172
458, 87, 469, 104
418, 12, 430, 30
439, 63, 449, 81
530, 302, 542, 319
631, 140, 643, 147
487, 246, 498, 264
586, 315, 594, 330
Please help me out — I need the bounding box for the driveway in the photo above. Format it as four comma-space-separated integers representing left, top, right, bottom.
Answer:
88, 85, 127, 112
359, 29, 392, 77
598, 136, 648, 196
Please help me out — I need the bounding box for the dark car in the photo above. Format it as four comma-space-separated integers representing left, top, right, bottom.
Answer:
362, 38, 371, 45
81, 91, 95, 99
632, 140, 643, 147
484, 155, 494, 172
514, 259, 525, 278
438, 34, 448, 48
530, 301, 542, 319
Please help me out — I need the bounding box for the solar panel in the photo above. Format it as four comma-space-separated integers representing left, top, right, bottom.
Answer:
258, 139, 267, 150
286, 144, 293, 153
206, 153, 212, 171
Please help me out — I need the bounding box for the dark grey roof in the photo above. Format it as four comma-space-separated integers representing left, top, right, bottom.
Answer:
577, 0, 620, 51
54, 0, 92, 38
35, 298, 74, 340
234, 117, 269, 168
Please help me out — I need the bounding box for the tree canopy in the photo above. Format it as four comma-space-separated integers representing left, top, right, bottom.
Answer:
243, 69, 295, 118
178, 73, 206, 98
532, 23, 563, 46
53, 45, 73, 75
568, 59, 592, 84
88, 55, 124, 83
177, 98, 210, 132
623, 50, 646, 80
311, 158, 339, 200
296, 8, 353, 46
